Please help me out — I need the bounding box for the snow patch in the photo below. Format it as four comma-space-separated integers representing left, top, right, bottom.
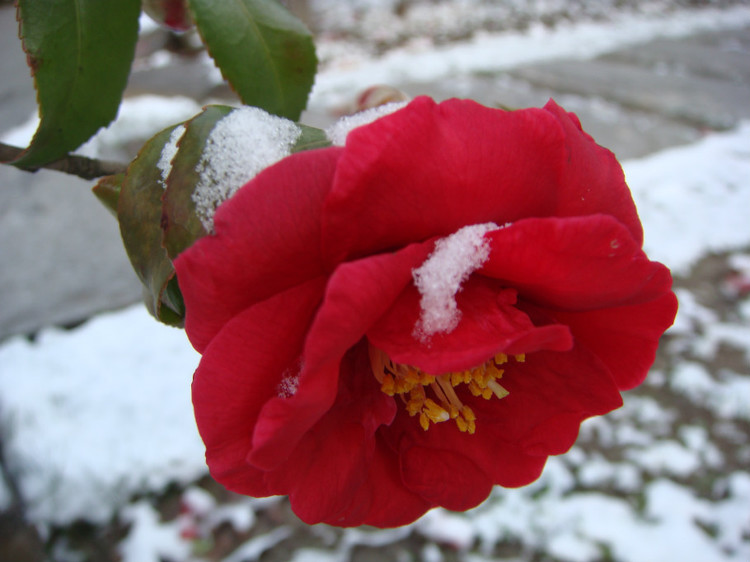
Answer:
325, 101, 408, 145
625, 122, 750, 275
119, 501, 191, 562
192, 107, 302, 232
157, 124, 186, 188
412, 222, 498, 340
0, 306, 202, 525
277, 359, 303, 398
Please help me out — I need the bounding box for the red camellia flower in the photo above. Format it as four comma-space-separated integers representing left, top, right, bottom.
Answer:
175, 97, 678, 527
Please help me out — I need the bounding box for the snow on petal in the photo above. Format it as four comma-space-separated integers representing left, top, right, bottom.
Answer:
326, 101, 409, 146
413, 222, 499, 340
192, 107, 302, 232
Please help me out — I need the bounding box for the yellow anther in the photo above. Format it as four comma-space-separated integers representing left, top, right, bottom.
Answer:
394, 378, 410, 394
494, 353, 508, 365
468, 381, 483, 397
381, 374, 396, 396
423, 399, 450, 423
369, 343, 523, 434
420, 372, 435, 385
406, 399, 423, 416
486, 363, 504, 380
405, 368, 421, 384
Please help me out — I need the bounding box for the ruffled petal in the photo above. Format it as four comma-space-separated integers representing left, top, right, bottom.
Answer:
259, 345, 406, 526
264, 415, 371, 524
191, 277, 327, 495
368, 275, 573, 375
543, 100, 643, 246
382, 339, 621, 491
400, 444, 492, 511
322, 96, 565, 263
248, 242, 432, 470
548, 290, 678, 390
338, 437, 434, 528
176, 147, 342, 352
497, 344, 623, 456
481, 215, 673, 310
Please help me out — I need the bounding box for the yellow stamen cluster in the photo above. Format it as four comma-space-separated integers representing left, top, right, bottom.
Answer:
369, 344, 525, 434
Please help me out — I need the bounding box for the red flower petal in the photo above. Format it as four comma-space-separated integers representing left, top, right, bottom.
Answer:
543, 100, 644, 246
496, 344, 623, 456
191, 277, 327, 495
248, 242, 432, 470
258, 344, 429, 526
175, 147, 342, 352
322, 96, 565, 262
481, 215, 673, 310
400, 444, 492, 512
385, 340, 621, 495
336, 437, 434, 527
549, 290, 678, 390
369, 275, 572, 374
263, 415, 371, 524
322, 97, 642, 265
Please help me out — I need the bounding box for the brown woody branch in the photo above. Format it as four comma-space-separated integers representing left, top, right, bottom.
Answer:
0, 142, 128, 180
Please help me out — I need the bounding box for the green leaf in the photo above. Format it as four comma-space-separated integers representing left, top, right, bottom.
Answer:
11, 0, 140, 168
293, 124, 332, 153
162, 105, 234, 259
188, 0, 317, 120
118, 125, 185, 326
91, 173, 124, 218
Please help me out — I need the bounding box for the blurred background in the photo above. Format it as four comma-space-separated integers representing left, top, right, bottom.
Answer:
1, 1, 749, 561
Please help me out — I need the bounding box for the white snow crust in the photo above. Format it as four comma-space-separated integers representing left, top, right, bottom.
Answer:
192, 107, 302, 232
157, 124, 186, 187
412, 222, 498, 339
325, 101, 408, 146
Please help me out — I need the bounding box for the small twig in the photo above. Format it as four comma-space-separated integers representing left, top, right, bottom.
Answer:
0, 142, 128, 180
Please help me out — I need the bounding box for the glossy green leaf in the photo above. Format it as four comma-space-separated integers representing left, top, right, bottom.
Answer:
188, 0, 317, 120
162, 105, 233, 259
118, 125, 185, 326
11, 0, 140, 169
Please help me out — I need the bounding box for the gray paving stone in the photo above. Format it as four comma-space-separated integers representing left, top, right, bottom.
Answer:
0, 166, 142, 341
601, 28, 750, 85
509, 57, 750, 130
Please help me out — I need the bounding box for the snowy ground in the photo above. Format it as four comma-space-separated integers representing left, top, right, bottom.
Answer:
1, 3, 749, 562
